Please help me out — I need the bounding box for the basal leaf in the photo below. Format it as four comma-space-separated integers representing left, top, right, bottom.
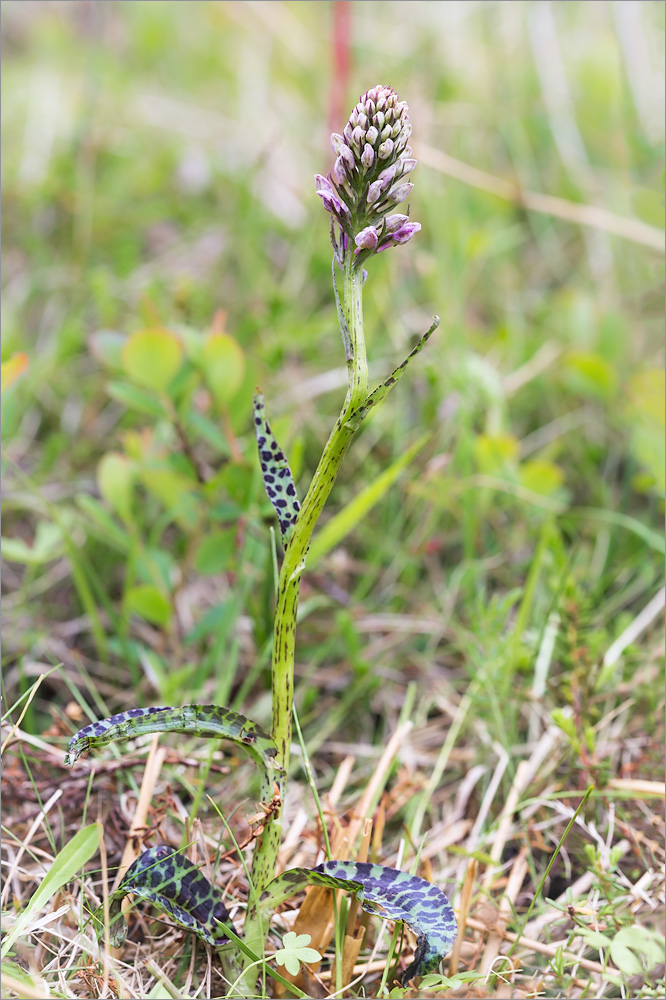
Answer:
64, 704, 282, 801
261, 860, 457, 984
105, 845, 230, 949
254, 392, 300, 543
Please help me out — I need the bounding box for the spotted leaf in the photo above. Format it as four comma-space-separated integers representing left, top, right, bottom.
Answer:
254, 392, 301, 543
261, 860, 457, 984
64, 704, 282, 802
104, 845, 230, 948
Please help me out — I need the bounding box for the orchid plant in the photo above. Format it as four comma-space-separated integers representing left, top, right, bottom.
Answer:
64, 85, 456, 997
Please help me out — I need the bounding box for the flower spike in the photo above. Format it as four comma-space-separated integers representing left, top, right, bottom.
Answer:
315, 85, 420, 264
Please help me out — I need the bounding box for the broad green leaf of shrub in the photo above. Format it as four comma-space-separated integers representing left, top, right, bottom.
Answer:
1, 353, 28, 391
122, 327, 184, 392
519, 459, 565, 497
1, 521, 63, 565
473, 433, 519, 475
88, 330, 127, 371
194, 530, 236, 575
1, 824, 98, 958
125, 585, 172, 627
562, 351, 618, 400
273, 932, 321, 976
97, 452, 134, 523
201, 333, 245, 407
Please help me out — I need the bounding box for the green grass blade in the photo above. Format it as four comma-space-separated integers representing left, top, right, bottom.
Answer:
308, 432, 430, 568
1, 823, 98, 958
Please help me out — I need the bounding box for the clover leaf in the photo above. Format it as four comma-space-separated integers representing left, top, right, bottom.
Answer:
273, 932, 322, 977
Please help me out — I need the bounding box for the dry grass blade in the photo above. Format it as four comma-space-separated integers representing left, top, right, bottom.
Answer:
417, 143, 665, 251
112, 734, 167, 889
481, 848, 529, 977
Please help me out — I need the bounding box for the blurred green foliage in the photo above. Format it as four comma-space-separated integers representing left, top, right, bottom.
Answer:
1, 4, 664, 995
1, 0, 664, 911
2, 0, 663, 738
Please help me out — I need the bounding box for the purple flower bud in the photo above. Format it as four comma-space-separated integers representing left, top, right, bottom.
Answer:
351, 126, 365, 149
400, 158, 417, 176
343, 121, 354, 143
332, 155, 348, 186
384, 213, 410, 233
361, 144, 374, 170
316, 185, 351, 221
357, 112, 368, 130
391, 221, 421, 243
340, 144, 355, 171
377, 164, 398, 187
380, 124, 392, 142
354, 226, 379, 251
367, 164, 398, 205
375, 110, 385, 129
331, 133, 345, 156
388, 182, 413, 204
377, 221, 421, 252
315, 174, 333, 193
394, 126, 412, 153
378, 138, 394, 160
365, 125, 379, 146
366, 180, 382, 205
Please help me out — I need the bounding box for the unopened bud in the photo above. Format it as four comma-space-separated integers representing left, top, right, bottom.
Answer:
354, 226, 379, 251
388, 182, 413, 204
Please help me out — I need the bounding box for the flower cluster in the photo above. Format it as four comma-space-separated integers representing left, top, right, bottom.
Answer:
315, 85, 420, 264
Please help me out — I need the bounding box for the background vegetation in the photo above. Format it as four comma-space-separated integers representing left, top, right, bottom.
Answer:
2, 2, 664, 998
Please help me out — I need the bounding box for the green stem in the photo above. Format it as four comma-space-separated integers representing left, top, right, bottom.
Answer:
241, 256, 368, 983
